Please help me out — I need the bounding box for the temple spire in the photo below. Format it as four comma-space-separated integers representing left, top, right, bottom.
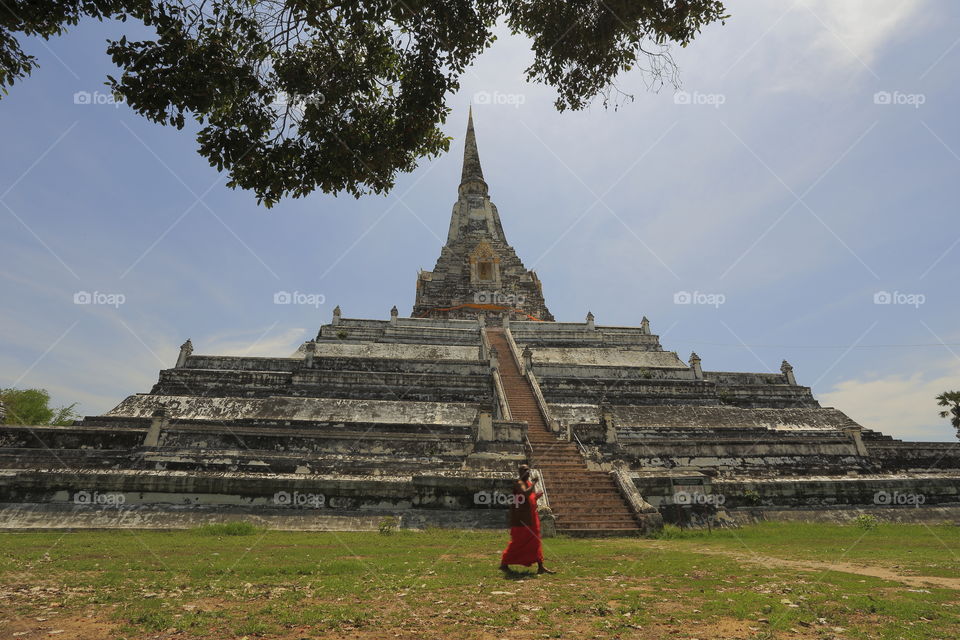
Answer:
459, 106, 488, 196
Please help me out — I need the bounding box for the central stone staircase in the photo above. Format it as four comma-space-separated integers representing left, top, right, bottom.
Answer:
485, 329, 641, 535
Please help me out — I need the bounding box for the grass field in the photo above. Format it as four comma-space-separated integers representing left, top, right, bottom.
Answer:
1, 521, 958, 639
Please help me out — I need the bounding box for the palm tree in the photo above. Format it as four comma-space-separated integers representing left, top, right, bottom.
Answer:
936, 391, 960, 439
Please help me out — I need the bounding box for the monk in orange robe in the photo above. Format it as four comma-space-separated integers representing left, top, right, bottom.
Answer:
499, 465, 555, 574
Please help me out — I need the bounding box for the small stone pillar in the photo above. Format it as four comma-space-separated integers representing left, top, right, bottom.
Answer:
390, 305, 399, 326
477, 312, 485, 328
476, 411, 494, 442
304, 340, 316, 368
600, 403, 617, 444
175, 339, 193, 368
489, 346, 499, 371
689, 352, 703, 380
586, 311, 595, 331
843, 425, 868, 456
538, 506, 557, 538
521, 346, 533, 373
145, 408, 167, 447
0, 399, 6, 425
332, 305, 342, 326
640, 316, 651, 335
502, 314, 510, 329
781, 360, 797, 385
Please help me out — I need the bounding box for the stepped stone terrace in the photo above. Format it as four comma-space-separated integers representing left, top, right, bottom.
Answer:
1, 112, 958, 533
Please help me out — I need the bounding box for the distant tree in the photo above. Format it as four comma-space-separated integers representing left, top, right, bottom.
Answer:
0, 388, 80, 426
936, 391, 960, 439
0, 1, 727, 206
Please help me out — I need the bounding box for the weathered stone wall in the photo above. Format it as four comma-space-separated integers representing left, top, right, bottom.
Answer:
291, 341, 480, 361
865, 441, 960, 471
0, 425, 146, 449
104, 395, 481, 425
318, 322, 481, 345
153, 364, 493, 403
0, 503, 512, 531
551, 404, 861, 431
0, 468, 516, 511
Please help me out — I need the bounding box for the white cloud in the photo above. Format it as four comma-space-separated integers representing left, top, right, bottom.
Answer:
803, 0, 928, 68
820, 356, 960, 442
203, 326, 308, 357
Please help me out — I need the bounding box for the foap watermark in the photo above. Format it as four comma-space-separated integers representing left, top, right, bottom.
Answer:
873, 91, 925, 109
273, 490, 325, 508
674, 290, 726, 308
275, 91, 325, 108
473, 91, 526, 108
873, 290, 925, 308
874, 490, 926, 506
474, 291, 525, 306
73, 90, 122, 107
274, 291, 325, 308
672, 491, 726, 506
474, 491, 525, 506
74, 490, 126, 506
74, 291, 126, 308
674, 90, 726, 108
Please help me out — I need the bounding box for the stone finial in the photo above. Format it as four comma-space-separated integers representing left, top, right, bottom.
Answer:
475, 411, 494, 442
598, 400, 610, 420
0, 399, 6, 425
176, 339, 193, 368
599, 403, 617, 444
390, 305, 399, 325
304, 340, 317, 368
781, 359, 797, 385
489, 345, 499, 370
586, 311, 595, 331
521, 345, 533, 372
843, 425, 868, 456
459, 106, 488, 197
145, 407, 168, 447
689, 352, 703, 380
477, 312, 485, 328
640, 316, 650, 335
332, 305, 342, 326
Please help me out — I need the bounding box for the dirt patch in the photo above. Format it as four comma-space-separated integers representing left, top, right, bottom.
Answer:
656, 544, 960, 590
1, 614, 119, 640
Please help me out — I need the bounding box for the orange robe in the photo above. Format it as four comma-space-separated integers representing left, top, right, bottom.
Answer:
500, 480, 544, 567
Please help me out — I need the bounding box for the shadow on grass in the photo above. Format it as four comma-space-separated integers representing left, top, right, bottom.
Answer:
499, 567, 548, 580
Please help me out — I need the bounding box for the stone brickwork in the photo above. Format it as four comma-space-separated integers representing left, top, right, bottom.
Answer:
412, 110, 553, 322
0, 110, 957, 531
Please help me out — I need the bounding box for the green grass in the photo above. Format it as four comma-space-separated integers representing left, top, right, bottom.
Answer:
0, 523, 958, 639
194, 521, 259, 537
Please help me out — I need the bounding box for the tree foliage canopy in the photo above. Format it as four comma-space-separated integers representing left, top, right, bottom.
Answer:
1, 0, 727, 206
936, 391, 960, 438
0, 388, 81, 426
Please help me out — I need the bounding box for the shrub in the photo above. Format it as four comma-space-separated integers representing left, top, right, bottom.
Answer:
378, 516, 399, 535
655, 524, 687, 540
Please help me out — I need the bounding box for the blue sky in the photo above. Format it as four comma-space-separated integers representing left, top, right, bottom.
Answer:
1, 0, 958, 441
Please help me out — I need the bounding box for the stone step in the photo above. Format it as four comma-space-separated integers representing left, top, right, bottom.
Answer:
546, 489, 625, 499
547, 493, 626, 503
548, 502, 635, 514
486, 327, 640, 534
545, 479, 621, 487
531, 451, 582, 458
558, 527, 643, 537
557, 518, 639, 530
